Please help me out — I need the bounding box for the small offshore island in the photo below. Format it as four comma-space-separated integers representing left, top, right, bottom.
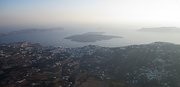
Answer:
138, 27, 180, 33
65, 32, 122, 42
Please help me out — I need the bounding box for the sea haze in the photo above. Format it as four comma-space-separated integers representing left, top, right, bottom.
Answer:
0, 26, 180, 48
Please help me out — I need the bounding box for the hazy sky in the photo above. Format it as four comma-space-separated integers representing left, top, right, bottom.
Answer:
0, 0, 180, 27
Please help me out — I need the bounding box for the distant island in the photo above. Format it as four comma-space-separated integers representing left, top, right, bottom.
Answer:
65, 32, 122, 42
0, 28, 63, 37
138, 27, 180, 32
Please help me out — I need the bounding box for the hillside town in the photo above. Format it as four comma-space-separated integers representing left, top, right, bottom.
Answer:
0, 42, 180, 87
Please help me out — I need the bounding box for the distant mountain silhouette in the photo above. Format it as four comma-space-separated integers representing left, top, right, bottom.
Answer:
0, 28, 63, 37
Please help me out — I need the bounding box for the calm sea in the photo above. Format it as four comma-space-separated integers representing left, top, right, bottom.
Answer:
0, 26, 180, 48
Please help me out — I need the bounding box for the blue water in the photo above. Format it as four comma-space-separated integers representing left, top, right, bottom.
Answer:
1, 26, 180, 48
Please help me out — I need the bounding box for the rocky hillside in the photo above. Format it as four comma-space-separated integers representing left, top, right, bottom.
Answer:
0, 42, 180, 87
